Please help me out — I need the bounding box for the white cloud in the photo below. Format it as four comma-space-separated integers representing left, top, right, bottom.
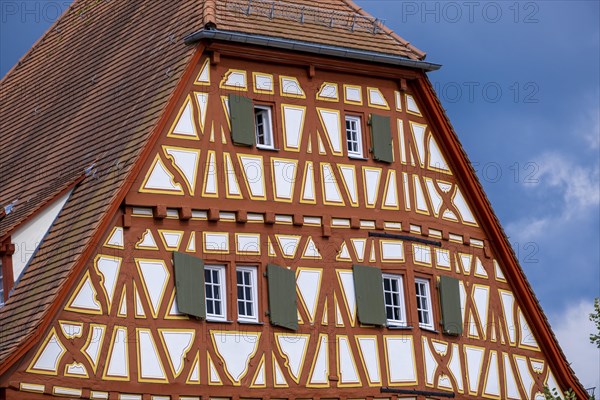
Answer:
549, 300, 600, 392
508, 153, 599, 244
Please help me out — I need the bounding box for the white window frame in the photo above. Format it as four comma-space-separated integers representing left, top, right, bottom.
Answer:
236, 266, 259, 323
382, 273, 407, 327
254, 105, 274, 149
345, 115, 364, 158
415, 278, 434, 330
205, 265, 227, 322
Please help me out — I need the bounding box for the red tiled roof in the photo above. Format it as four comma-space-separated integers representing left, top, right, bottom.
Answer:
0, 0, 422, 367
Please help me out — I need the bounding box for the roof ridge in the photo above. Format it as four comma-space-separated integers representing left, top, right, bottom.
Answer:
340, 0, 426, 60
203, 0, 217, 27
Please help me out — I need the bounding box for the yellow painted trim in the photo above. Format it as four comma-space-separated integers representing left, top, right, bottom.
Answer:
321, 299, 329, 326
272, 351, 289, 388
92, 254, 122, 315
409, 121, 427, 168
320, 162, 346, 206
208, 329, 261, 386
405, 93, 422, 116
64, 270, 103, 315
219, 69, 248, 91
463, 344, 486, 395
162, 145, 201, 196
81, 324, 106, 374
295, 267, 323, 323
202, 231, 230, 254
426, 132, 452, 175
186, 351, 201, 384
381, 169, 400, 210
274, 333, 311, 384
103, 226, 124, 249
275, 234, 302, 259
316, 82, 339, 102
58, 320, 84, 339
301, 237, 322, 260
481, 350, 501, 399
271, 157, 299, 202
139, 154, 184, 195
164, 290, 189, 320
335, 270, 356, 327
64, 362, 89, 379
343, 84, 363, 105
19, 383, 45, 393
383, 335, 418, 386
136, 328, 169, 383
223, 152, 243, 199
134, 258, 170, 319
194, 57, 211, 85
116, 285, 127, 318
220, 96, 231, 131
367, 87, 390, 110
135, 228, 159, 250
101, 325, 130, 381
166, 94, 200, 141
334, 293, 345, 327
362, 166, 383, 208
337, 164, 359, 207
516, 307, 541, 351
207, 353, 223, 385
237, 153, 267, 201
281, 104, 306, 152
335, 335, 362, 387
413, 174, 431, 215
250, 354, 267, 388
252, 71, 274, 94
306, 333, 330, 388
316, 108, 343, 156
157, 229, 184, 251
26, 327, 66, 375
201, 150, 219, 198
354, 335, 382, 386
336, 241, 352, 262
235, 233, 261, 255
279, 75, 306, 99
394, 90, 403, 111
158, 328, 196, 378
451, 185, 479, 227
412, 243, 432, 267
379, 239, 405, 263
299, 161, 317, 204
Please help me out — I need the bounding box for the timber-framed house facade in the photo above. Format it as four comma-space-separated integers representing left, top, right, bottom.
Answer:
0, 1, 586, 399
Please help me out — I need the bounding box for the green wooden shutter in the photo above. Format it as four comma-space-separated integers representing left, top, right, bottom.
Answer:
439, 275, 463, 335
173, 252, 205, 319
353, 265, 386, 326
369, 114, 393, 163
267, 264, 298, 331
228, 94, 255, 146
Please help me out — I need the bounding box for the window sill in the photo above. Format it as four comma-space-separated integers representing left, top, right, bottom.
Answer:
238, 320, 264, 326
257, 146, 279, 152
419, 326, 439, 333
206, 318, 233, 324
348, 155, 368, 161
387, 324, 413, 330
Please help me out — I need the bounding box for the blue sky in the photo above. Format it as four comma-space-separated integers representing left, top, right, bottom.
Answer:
2, 0, 599, 390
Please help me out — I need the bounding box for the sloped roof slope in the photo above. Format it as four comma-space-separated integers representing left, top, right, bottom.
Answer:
0, 0, 422, 368
0, 0, 201, 364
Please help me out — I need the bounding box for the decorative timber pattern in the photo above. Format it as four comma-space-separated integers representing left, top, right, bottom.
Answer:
11, 55, 562, 399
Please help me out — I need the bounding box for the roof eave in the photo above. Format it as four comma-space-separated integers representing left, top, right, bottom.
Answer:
184, 28, 441, 72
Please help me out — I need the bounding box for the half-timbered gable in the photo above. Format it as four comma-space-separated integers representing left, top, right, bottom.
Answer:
0, 1, 585, 399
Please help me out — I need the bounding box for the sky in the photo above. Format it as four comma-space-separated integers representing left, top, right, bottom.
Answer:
1, 0, 599, 392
